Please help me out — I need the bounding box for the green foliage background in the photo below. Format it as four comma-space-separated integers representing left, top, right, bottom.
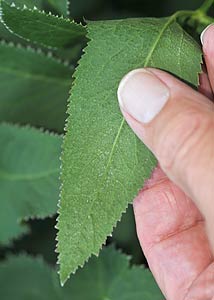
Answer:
0, 0, 210, 298
0, 0, 202, 262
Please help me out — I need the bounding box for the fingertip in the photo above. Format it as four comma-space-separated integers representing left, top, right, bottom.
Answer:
201, 24, 214, 92
117, 68, 170, 124
201, 24, 214, 47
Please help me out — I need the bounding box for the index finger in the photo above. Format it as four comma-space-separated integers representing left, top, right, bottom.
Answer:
133, 167, 214, 299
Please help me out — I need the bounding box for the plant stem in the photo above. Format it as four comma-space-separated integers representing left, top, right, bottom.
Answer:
192, 9, 213, 27
198, 0, 214, 14
165, 2, 214, 36
173, 9, 213, 29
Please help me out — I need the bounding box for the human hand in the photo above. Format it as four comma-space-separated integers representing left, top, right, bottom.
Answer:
117, 25, 214, 299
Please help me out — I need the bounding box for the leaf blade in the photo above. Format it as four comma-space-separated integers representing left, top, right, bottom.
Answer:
0, 123, 62, 244
0, 1, 86, 49
0, 41, 72, 132
57, 17, 202, 284
0, 247, 163, 299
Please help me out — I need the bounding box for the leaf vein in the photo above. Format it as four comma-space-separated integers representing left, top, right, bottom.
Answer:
0, 66, 70, 85
0, 168, 59, 181
144, 16, 176, 67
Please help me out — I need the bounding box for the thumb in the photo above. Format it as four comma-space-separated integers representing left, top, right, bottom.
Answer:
117, 68, 214, 250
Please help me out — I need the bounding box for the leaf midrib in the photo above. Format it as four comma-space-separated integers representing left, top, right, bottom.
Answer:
34, 19, 84, 36
0, 168, 59, 181
144, 16, 176, 67
0, 66, 71, 85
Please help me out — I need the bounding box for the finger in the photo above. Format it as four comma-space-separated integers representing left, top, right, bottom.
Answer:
117, 68, 214, 250
133, 167, 214, 300
198, 64, 213, 101
201, 24, 214, 92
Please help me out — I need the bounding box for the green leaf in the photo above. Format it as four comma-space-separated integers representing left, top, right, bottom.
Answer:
57, 17, 202, 284
0, 41, 72, 132
4, 0, 70, 16
0, 123, 61, 244
0, 255, 61, 299
0, 1, 86, 49
0, 247, 163, 299
0, 1, 68, 43
0, 1, 42, 45
67, 246, 163, 298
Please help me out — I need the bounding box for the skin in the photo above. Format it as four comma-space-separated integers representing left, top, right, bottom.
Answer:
119, 26, 214, 299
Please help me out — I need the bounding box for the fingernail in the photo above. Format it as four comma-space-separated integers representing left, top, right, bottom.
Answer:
201, 24, 214, 45
117, 69, 170, 123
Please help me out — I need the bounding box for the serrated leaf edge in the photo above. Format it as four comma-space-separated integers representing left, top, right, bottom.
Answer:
55, 22, 155, 286
55, 29, 91, 285
0, 1, 86, 50
2, 252, 49, 269
0, 38, 74, 69
66, 0, 70, 18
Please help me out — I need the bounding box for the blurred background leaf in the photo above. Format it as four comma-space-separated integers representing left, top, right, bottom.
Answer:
0, 247, 163, 299
0, 41, 72, 132
0, 124, 61, 245
0, 218, 57, 264
1, 1, 86, 49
